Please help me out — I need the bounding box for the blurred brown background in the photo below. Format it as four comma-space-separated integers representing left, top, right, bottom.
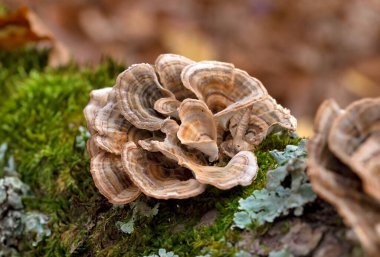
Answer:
3, 0, 380, 136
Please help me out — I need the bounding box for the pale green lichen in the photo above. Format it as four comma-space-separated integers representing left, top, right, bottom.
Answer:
0, 144, 17, 177
233, 139, 316, 228
23, 212, 51, 247
0, 143, 7, 164
269, 140, 306, 165
75, 126, 91, 151
143, 248, 179, 257
0, 144, 51, 255
116, 201, 160, 235
0, 175, 51, 253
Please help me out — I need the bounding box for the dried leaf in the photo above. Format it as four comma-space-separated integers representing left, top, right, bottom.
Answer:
0, 7, 70, 67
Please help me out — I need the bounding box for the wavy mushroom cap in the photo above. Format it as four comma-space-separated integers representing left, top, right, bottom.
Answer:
84, 53, 297, 203
328, 98, 380, 202
115, 64, 174, 131
181, 61, 268, 127
155, 54, 196, 101
83, 87, 113, 134
177, 99, 218, 162
308, 98, 380, 257
93, 90, 130, 154
91, 152, 141, 204
122, 142, 206, 199
153, 97, 181, 118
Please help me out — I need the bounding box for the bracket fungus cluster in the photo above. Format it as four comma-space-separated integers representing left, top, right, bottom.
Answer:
308, 97, 380, 257
84, 54, 296, 204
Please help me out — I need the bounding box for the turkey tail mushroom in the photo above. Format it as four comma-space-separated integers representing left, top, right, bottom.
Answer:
122, 142, 206, 199
115, 63, 174, 131
91, 152, 141, 204
139, 119, 257, 189
153, 97, 181, 119
181, 61, 268, 129
84, 53, 297, 205
93, 90, 152, 155
308, 98, 380, 257
83, 87, 113, 157
93, 90, 130, 154
177, 99, 219, 162
155, 54, 196, 101
187, 151, 258, 189
83, 87, 112, 134
328, 98, 380, 202
221, 97, 297, 157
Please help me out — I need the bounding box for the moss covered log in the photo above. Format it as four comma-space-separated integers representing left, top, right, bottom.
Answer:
0, 48, 360, 257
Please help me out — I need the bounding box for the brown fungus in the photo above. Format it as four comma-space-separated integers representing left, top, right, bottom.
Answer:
84, 54, 296, 204
90, 152, 141, 204
115, 63, 174, 131
308, 97, 380, 257
122, 141, 206, 199
83, 87, 113, 157
177, 99, 219, 162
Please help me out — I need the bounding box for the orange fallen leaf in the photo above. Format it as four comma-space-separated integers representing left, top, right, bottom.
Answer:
0, 7, 70, 67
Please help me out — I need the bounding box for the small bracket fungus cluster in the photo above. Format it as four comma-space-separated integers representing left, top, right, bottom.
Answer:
84, 54, 296, 204
307, 97, 380, 257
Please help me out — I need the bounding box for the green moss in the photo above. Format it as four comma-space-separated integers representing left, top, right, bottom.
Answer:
0, 48, 49, 105
0, 48, 300, 257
